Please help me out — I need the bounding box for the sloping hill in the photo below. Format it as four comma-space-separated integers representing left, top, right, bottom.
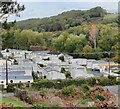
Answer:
16, 7, 108, 32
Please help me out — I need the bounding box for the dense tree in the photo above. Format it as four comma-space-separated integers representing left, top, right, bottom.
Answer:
98, 25, 118, 51
16, 7, 107, 32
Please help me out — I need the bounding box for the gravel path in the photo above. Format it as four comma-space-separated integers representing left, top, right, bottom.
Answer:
103, 85, 120, 96
103, 85, 120, 106
0, 93, 14, 98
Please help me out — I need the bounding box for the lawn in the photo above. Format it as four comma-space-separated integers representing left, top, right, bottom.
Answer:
0, 97, 31, 108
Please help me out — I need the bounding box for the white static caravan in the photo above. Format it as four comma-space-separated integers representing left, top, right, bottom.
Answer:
77, 58, 87, 66
87, 59, 96, 69
46, 71, 66, 80
92, 62, 100, 71
70, 65, 86, 78
0, 64, 33, 88
70, 65, 94, 79
0, 71, 33, 88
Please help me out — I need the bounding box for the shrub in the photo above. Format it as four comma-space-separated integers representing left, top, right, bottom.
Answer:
38, 64, 45, 67
61, 67, 66, 73
86, 77, 96, 86
7, 83, 21, 92
32, 77, 118, 90
0, 84, 4, 91
62, 85, 75, 95
95, 94, 106, 101
39, 89, 46, 98
97, 77, 116, 86
32, 79, 55, 89
116, 79, 120, 85
81, 84, 90, 92
59, 55, 65, 62
65, 71, 71, 78
108, 75, 116, 80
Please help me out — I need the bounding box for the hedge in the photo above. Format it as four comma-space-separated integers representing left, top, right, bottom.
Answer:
31, 77, 120, 90
7, 76, 120, 92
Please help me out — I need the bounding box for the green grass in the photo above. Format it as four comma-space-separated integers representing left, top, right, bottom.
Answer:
0, 97, 30, 108
77, 98, 89, 104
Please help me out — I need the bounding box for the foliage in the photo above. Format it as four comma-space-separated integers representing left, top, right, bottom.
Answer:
39, 89, 46, 98
97, 77, 117, 86
103, 14, 118, 24
59, 55, 65, 62
81, 84, 90, 92
65, 71, 71, 78
32, 77, 119, 90
108, 75, 116, 80
61, 67, 66, 73
13, 59, 18, 65
1, 6, 119, 63
78, 98, 89, 104
95, 94, 106, 101
32, 70, 38, 81
16, 7, 107, 32
38, 63, 45, 67
7, 77, 119, 93
86, 77, 97, 86
1, 22, 119, 63
62, 85, 75, 95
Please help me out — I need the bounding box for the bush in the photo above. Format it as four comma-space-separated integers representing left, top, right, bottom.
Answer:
97, 77, 116, 86
39, 89, 46, 98
0, 84, 4, 91
38, 64, 45, 67
59, 55, 65, 62
32, 79, 55, 89
7, 83, 22, 92
65, 71, 71, 78
108, 75, 116, 80
62, 85, 75, 95
81, 84, 90, 92
86, 77, 96, 86
95, 94, 106, 101
61, 67, 66, 73
32, 77, 118, 90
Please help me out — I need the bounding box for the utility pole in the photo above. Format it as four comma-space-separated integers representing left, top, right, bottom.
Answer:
108, 52, 111, 75
6, 56, 8, 86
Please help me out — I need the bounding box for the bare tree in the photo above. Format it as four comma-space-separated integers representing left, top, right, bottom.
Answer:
89, 24, 98, 49
0, 0, 25, 21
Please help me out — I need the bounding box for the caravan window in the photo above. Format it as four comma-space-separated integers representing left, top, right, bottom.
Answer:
1, 81, 3, 83
10, 80, 13, 83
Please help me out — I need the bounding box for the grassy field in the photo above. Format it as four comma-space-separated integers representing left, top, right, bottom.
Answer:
0, 97, 31, 108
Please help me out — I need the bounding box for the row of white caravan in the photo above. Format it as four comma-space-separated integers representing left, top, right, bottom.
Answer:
0, 49, 119, 88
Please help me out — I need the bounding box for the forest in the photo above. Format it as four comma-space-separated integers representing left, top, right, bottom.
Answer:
1, 7, 120, 62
